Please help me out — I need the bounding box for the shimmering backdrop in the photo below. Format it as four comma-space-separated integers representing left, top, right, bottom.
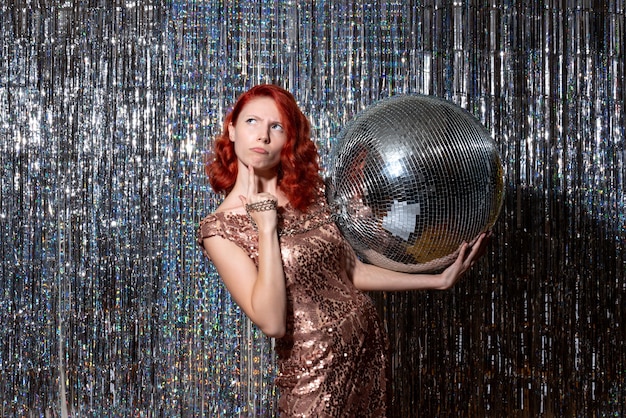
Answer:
0, 0, 624, 416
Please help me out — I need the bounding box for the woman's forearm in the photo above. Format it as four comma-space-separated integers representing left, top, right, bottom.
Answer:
250, 227, 287, 337
352, 232, 491, 292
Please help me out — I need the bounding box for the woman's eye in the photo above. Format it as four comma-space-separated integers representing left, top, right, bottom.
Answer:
272, 124, 284, 131
245, 118, 256, 124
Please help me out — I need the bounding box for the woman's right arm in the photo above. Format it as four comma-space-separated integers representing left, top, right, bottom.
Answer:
202, 166, 287, 338
203, 230, 286, 338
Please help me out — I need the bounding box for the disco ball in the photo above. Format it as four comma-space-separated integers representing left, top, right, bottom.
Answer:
326, 95, 504, 273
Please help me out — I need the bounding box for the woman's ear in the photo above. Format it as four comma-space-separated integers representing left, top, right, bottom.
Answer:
228, 123, 235, 142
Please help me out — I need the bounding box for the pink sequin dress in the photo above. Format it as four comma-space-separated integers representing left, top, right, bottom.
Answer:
198, 195, 389, 417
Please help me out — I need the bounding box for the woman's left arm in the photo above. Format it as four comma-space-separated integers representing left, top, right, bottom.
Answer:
349, 231, 492, 292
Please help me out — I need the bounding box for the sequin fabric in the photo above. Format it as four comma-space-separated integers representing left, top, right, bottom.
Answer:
198, 196, 389, 417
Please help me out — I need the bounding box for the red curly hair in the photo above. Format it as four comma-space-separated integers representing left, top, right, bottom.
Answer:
206, 84, 322, 212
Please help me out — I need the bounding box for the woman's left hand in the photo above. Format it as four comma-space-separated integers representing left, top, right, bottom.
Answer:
438, 231, 492, 289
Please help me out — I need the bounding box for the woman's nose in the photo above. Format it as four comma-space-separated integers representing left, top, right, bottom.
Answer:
258, 130, 270, 143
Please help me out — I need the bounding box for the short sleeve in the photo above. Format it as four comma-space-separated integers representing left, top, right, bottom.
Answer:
197, 212, 260, 265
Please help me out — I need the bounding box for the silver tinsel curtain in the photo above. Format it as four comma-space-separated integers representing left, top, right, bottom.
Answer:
1, 0, 624, 416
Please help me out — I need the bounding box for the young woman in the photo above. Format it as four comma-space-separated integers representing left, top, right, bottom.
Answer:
198, 84, 490, 416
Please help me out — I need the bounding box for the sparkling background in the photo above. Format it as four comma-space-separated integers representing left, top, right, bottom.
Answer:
0, 1, 624, 416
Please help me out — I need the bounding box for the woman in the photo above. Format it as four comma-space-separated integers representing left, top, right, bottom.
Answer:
198, 84, 490, 417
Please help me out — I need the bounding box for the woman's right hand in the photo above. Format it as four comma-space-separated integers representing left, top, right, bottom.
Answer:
239, 164, 279, 234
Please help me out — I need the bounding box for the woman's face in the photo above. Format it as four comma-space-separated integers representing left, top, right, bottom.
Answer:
229, 96, 287, 174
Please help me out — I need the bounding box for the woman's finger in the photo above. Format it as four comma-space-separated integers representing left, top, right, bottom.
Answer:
247, 164, 257, 198
464, 232, 490, 265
